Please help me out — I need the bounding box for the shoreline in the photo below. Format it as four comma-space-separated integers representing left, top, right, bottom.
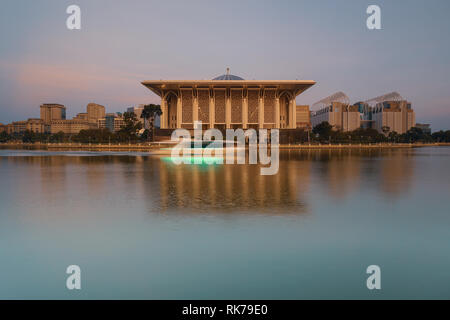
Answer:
1, 142, 449, 151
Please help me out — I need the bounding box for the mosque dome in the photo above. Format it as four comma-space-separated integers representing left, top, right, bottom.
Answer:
212, 68, 244, 80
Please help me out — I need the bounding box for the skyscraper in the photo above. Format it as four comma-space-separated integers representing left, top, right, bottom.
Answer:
87, 103, 106, 124
40, 104, 66, 124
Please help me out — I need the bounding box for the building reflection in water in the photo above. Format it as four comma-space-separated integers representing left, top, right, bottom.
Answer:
289, 148, 415, 200
378, 149, 415, 196
1, 148, 416, 217
154, 154, 310, 214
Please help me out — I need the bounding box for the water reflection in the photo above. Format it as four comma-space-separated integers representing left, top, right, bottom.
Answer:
155, 157, 309, 214
2, 148, 449, 300
283, 149, 415, 198
0, 148, 416, 216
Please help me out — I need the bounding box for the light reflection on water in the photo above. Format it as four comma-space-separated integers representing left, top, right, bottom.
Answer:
0, 147, 449, 299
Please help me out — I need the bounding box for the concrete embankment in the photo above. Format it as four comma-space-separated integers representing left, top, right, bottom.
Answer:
1, 142, 449, 151
278, 143, 450, 149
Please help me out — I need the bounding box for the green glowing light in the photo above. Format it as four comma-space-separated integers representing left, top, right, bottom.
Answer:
161, 156, 223, 165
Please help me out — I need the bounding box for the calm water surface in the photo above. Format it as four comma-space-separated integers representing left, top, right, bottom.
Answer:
0, 147, 449, 299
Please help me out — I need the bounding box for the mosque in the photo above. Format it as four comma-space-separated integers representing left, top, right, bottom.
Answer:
141, 69, 315, 130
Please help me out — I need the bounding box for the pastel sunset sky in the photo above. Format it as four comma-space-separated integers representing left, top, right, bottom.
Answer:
1, 0, 450, 130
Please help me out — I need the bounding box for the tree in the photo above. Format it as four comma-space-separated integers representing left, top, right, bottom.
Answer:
388, 131, 400, 143
401, 127, 433, 143
72, 129, 113, 144
432, 130, 450, 143
141, 104, 162, 141
51, 131, 66, 143
119, 111, 143, 141
140, 129, 150, 141
22, 130, 35, 143
312, 121, 333, 141
0, 131, 11, 143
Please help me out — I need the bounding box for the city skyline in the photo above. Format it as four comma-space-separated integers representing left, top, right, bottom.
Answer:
1, 0, 450, 130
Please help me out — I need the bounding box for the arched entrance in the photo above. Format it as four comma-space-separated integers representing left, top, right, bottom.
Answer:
279, 91, 292, 129
164, 91, 178, 129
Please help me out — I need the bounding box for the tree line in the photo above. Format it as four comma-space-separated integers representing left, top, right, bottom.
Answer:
280, 122, 450, 144
1, 119, 450, 144
308, 122, 448, 144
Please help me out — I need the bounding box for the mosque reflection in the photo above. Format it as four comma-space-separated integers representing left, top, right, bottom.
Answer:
155, 154, 310, 214
2, 148, 416, 215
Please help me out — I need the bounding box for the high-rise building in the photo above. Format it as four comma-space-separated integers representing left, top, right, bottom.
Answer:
42, 102, 105, 134
367, 92, 415, 134
40, 104, 66, 124
310, 92, 361, 132
87, 103, 106, 124
98, 113, 125, 132
74, 113, 88, 121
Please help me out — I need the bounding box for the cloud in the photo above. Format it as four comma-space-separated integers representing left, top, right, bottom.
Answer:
4, 61, 159, 116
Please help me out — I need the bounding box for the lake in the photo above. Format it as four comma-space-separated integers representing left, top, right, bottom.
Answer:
0, 147, 449, 299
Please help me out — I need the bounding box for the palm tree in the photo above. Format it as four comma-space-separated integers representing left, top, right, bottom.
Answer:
141, 104, 162, 141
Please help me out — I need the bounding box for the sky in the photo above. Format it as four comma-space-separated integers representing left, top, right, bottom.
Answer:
1, 0, 450, 130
